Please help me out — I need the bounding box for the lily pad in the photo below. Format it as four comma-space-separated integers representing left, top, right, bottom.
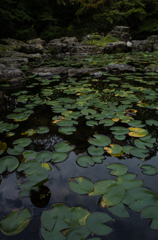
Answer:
104, 144, 123, 156
36, 127, 49, 134
69, 177, 94, 194
86, 212, 113, 235
0, 208, 31, 236
146, 119, 158, 126
13, 138, 32, 147
140, 165, 158, 175
141, 206, 158, 230
108, 203, 130, 218
88, 134, 111, 147
87, 146, 104, 156
107, 163, 128, 176
52, 152, 68, 163
0, 156, 19, 174
58, 126, 76, 135
36, 151, 52, 162
55, 142, 74, 153
130, 148, 147, 158
117, 173, 143, 190
76, 155, 94, 168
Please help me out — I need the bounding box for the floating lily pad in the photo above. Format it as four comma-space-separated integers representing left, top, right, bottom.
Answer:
141, 206, 158, 230
86, 212, 112, 235
108, 203, 130, 218
99, 119, 114, 126
117, 173, 143, 190
128, 120, 145, 128
130, 148, 147, 158
104, 144, 123, 156
87, 146, 104, 156
52, 152, 68, 163
86, 121, 98, 127
0, 208, 31, 236
36, 151, 52, 162
36, 127, 49, 134
58, 126, 76, 135
13, 138, 32, 147
140, 165, 158, 175
23, 150, 37, 159
69, 177, 94, 194
76, 155, 94, 168
88, 134, 111, 147
128, 128, 148, 137
55, 142, 74, 153
134, 139, 146, 150
7, 145, 24, 155
21, 129, 35, 137
107, 163, 128, 176
146, 119, 158, 126
114, 135, 126, 140
0, 156, 19, 174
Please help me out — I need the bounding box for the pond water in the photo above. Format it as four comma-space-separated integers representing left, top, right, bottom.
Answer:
1, 52, 158, 240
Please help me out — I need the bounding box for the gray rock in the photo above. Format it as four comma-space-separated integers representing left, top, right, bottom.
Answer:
68, 68, 99, 78
0, 65, 25, 84
132, 40, 153, 52
103, 41, 128, 54
12, 52, 42, 61
147, 35, 158, 41
20, 43, 43, 54
26, 38, 46, 46
109, 26, 131, 41
0, 38, 18, 45
69, 45, 103, 54
0, 57, 28, 67
28, 66, 68, 78
145, 65, 158, 72
102, 64, 135, 72
47, 42, 64, 54
153, 40, 158, 51
82, 34, 95, 42
62, 37, 78, 43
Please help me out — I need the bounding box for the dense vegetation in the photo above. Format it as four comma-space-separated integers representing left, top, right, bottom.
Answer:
0, 0, 158, 41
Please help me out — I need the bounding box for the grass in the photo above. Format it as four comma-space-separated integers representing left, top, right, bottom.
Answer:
82, 34, 119, 47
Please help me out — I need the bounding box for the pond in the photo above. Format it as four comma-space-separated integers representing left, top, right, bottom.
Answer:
1, 51, 158, 240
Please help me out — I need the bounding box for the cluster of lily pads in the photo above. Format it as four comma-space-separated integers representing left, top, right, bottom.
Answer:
1, 51, 158, 239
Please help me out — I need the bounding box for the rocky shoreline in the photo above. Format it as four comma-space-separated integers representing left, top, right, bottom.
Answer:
0, 26, 158, 93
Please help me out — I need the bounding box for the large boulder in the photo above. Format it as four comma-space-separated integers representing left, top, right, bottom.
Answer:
103, 41, 128, 54
108, 26, 131, 42
0, 38, 19, 45
20, 43, 43, 54
0, 57, 28, 67
0, 64, 25, 87
0, 51, 42, 61
102, 64, 135, 72
26, 38, 46, 46
69, 45, 103, 54
68, 68, 99, 78
28, 66, 68, 78
132, 40, 153, 52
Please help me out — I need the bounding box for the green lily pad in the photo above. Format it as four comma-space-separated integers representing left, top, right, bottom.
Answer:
7, 145, 24, 155
108, 203, 130, 218
114, 135, 126, 140
88, 134, 111, 147
86, 212, 113, 235
146, 119, 158, 126
122, 146, 134, 154
99, 119, 114, 126
66, 225, 90, 240
71, 207, 90, 227
13, 138, 32, 147
86, 121, 98, 127
140, 165, 158, 175
52, 152, 68, 163
87, 146, 104, 156
0, 156, 19, 174
104, 144, 123, 156
23, 150, 37, 159
58, 126, 76, 135
128, 120, 145, 128
36, 127, 49, 134
130, 148, 147, 158
134, 139, 146, 150
69, 177, 94, 194
76, 155, 94, 168
18, 160, 41, 175
107, 163, 128, 176
56, 120, 77, 127
141, 206, 158, 230
36, 151, 52, 162
0, 208, 31, 236
117, 173, 143, 190
55, 142, 74, 153
92, 156, 104, 163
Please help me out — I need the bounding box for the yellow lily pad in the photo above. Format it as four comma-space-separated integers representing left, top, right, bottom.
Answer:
128, 128, 148, 137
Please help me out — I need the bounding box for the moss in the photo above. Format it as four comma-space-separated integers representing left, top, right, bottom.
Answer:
82, 34, 119, 47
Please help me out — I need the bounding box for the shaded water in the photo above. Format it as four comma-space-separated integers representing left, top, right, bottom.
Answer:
1, 52, 158, 240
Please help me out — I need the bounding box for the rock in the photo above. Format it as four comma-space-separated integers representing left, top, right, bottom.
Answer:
68, 68, 99, 78
26, 38, 46, 46
153, 40, 158, 51
28, 66, 68, 78
62, 37, 78, 43
147, 35, 158, 41
109, 26, 131, 41
145, 65, 158, 72
103, 41, 128, 54
0, 64, 25, 87
127, 41, 132, 48
0, 38, 18, 45
102, 64, 135, 72
0, 57, 28, 67
20, 43, 43, 54
82, 34, 96, 42
8, 77, 26, 88
132, 40, 153, 52
47, 42, 64, 54
0, 51, 42, 61
69, 45, 103, 54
